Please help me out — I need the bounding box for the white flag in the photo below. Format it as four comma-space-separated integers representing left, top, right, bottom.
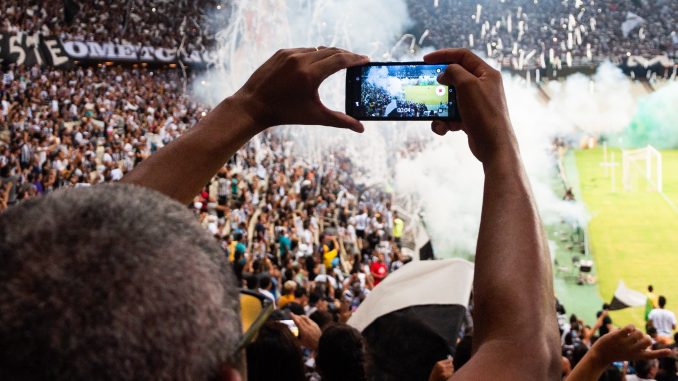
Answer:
621, 12, 645, 38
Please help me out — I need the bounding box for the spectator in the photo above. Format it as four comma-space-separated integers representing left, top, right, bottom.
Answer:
628, 359, 660, 381
567, 325, 670, 381
316, 324, 367, 381
246, 321, 306, 381
649, 296, 677, 345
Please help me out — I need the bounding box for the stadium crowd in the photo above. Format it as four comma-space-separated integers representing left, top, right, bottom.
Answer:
408, 0, 678, 67
0, 0, 229, 52
1, 1, 677, 381
3, 60, 677, 380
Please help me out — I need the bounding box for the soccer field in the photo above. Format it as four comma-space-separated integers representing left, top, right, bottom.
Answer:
575, 148, 678, 329
404, 85, 446, 105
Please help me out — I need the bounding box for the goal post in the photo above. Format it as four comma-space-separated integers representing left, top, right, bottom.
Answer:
622, 145, 662, 192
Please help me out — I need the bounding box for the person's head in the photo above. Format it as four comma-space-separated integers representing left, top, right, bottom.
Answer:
284, 302, 305, 316
648, 285, 654, 292
259, 275, 272, 291
634, 358, 659, 379
283, 280, 297, 295
294, 287, 308, 305
246, 321, 305, 381
0, 184, 242, 380
659, 295, 667, 308
246, 275, 259, 290
570, 344, 589, 368
316, 324, 367, 381
363, 313, 450, 381
598, 365, 623, 381
310, 310, 335, 331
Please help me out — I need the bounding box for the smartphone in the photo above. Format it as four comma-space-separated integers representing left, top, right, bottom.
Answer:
345, 62, 459, 121
279, 319, 299, 337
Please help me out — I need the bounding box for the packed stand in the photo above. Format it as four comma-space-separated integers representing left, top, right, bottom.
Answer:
408, 0, 678, 67
0, 63, 209, 208
0, 0, 230, 52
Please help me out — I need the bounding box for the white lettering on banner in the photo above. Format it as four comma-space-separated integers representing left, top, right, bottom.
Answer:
117, 44, 138, 60
63, 41, 89, 58
9, 35, 26, 65
154, 47, 176, 62
86, 42, 117, 59
25, 34, 43, 66
627, 55, 672, 68
138, 46, 155, 61
44, 39, 69, 66
182, 50, 203, 64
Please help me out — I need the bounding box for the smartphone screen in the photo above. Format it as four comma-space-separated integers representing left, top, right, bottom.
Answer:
345, 62, 459, 121
279, 319, 299, 337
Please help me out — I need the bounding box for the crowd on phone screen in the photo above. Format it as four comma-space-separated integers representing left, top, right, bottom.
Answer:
2, 1, 678, 381
359, 83, 431, 118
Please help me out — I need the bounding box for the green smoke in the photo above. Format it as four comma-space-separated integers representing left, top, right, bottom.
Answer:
623, 81, 678, 149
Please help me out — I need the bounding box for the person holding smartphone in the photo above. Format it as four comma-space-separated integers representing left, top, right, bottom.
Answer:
2, 47, 561, 380
122, 46, 563, 380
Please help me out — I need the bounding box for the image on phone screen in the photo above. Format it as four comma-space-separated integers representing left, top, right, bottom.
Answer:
345, 62, 459, 121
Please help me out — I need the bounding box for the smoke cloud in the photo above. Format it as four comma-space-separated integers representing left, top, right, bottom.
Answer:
366, 66, 405, 98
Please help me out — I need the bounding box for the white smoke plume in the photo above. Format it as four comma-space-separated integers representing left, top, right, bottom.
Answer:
365, 66, 405, 97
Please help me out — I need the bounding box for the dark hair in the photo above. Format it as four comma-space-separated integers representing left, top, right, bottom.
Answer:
259, 275, 272, 290
634, 359, 658, 378
294, 287, 308, 299
0, 184, 241, 380
310, 310, 335, 331
598, 365, 623, 381
246, 274, 259, 290
648, 285, 654, 292
659, 296, 667, 308
363, 313, 450, 381
571, 344, 589, 368
317, 324, 367, 381
284, 302, 305, 316
246, 321, 305, 381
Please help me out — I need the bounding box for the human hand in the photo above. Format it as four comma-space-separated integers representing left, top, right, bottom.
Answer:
233, 47, 369, 133
423, 48, 517, 164
590, 325, 671, 366
290, 313, 321, 351
428, 358, 454, 381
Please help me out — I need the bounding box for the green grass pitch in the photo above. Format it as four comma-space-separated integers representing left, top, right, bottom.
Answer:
403, 85, 447, 105
575, 148, 678, 329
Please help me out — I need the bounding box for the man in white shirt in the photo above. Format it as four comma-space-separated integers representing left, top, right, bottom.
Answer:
648, 296, 676, 344
257, 275, 276, 308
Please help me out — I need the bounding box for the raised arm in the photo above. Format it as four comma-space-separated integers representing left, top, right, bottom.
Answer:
567, 325, 670, 381
122, 48, 368, 204
424, 49, 560, 380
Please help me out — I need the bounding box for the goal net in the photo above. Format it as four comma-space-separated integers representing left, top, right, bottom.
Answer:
622, 146, 662, 192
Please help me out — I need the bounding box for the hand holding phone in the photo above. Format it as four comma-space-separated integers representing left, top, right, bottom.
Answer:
345, 62, 459, 121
